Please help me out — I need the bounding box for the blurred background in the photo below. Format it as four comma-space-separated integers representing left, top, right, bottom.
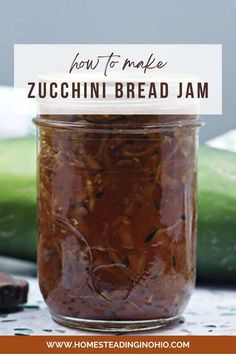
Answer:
0, 0, 235, 141
0, 0, 235, 283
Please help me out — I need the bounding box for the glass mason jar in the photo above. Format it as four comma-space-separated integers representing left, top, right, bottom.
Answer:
33, 114, 202, 332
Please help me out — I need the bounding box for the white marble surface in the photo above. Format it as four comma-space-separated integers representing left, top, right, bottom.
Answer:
0, 277, 235, 336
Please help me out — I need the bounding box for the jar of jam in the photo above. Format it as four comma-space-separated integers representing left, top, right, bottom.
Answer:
33, 114, 202, 332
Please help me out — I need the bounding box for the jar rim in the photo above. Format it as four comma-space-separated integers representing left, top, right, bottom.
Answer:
33, 116, 204, 133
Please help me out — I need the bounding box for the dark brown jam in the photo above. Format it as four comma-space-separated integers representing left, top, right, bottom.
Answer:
36, 115, 200, 325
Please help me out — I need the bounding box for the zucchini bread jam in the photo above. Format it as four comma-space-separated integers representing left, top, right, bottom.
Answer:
34, 114, 202, 331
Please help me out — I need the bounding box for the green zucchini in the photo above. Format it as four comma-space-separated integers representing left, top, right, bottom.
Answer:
0, 137, 36, 261
198, 145, 236, 282
0, 138, 235, 283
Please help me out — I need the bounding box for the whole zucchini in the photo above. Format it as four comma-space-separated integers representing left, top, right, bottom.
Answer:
0, 138, 235, 283
197, 145, 236, 282
0, 137, 36, 261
